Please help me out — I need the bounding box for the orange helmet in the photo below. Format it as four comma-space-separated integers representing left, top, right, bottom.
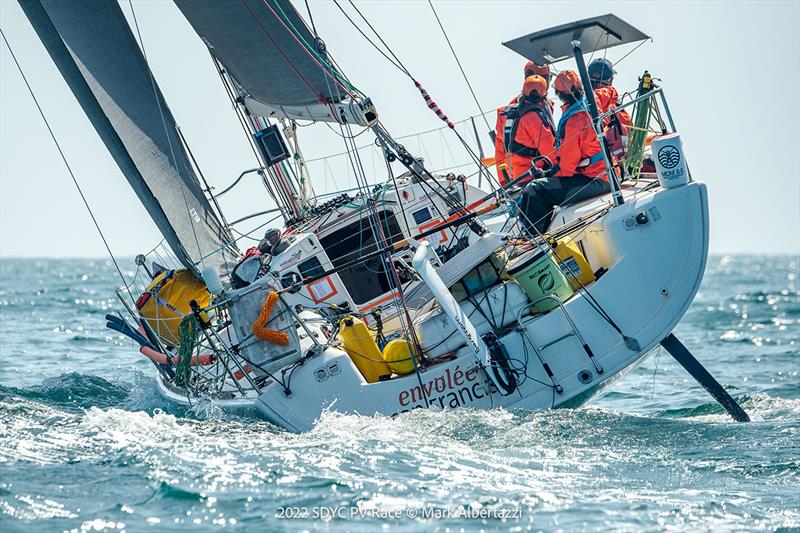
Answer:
553, 70, 582, 94
522, 75, 547, 98
524, 60, 550, 80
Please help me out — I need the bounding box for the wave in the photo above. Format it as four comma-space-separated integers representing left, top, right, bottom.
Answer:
654, 393, 800, 422
0, 373, 131, 411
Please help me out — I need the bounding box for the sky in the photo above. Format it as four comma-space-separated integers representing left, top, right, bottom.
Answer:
1, 0, 798, 258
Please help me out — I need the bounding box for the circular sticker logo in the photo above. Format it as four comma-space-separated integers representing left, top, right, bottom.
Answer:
657, 145, 681, 169
537, 271, 555, 292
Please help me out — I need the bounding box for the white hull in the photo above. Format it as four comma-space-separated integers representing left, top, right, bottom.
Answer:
154, 182, 709, 432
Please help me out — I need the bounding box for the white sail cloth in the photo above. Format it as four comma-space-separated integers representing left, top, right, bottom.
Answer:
19, 0, 238, 278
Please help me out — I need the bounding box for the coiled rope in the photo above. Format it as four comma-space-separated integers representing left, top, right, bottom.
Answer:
175, 315, 200, 387
252, 291, 290, 345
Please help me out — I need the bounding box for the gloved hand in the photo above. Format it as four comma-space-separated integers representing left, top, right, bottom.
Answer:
543, 164, 560, 178
530, 165, 546, 180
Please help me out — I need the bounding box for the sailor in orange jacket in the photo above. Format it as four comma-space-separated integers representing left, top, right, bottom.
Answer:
588, 58, 631, 166
517, 70, 611, 234
588, 58, 631, 127
494, 61, 551, 184
502, 75, 556, 183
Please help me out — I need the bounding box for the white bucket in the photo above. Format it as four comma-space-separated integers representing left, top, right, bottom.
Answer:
652, 133, 689, 189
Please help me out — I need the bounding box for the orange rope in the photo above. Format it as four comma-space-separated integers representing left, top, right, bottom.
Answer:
251, 291, 289, 345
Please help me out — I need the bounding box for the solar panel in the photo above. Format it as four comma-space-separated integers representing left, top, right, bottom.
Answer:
503, 14, 650, 65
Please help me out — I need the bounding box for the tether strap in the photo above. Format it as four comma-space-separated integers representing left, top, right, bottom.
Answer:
504, 103, 554, 156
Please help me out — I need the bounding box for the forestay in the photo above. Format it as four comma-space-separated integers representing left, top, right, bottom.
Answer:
18, 0, 238, 279
175, 0, 377, 126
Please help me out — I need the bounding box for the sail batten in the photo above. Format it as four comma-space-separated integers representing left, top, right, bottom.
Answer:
18, 0, 238, 278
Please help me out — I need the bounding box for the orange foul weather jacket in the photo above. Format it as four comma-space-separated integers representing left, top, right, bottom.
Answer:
594, 85, 631, 127
495, 102, 556, 183
555, 102, 607, 180
494, 97, 519, 182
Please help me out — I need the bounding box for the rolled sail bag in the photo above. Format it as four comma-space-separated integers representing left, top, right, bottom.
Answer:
135, 269, 210, 346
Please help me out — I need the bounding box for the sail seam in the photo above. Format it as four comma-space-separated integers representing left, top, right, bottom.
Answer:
126, 0, 207, 271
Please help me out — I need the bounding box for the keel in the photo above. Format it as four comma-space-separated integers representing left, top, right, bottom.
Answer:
660, 333, 749, 422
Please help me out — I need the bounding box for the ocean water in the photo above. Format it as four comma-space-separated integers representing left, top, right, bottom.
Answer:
0, 255, 797, 532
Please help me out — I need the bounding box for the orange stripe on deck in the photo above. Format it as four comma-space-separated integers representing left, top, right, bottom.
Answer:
358, 291, 400, 313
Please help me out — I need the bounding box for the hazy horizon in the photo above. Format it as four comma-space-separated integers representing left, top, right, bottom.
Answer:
1, 252, 795, 260
2, 0, 799, 259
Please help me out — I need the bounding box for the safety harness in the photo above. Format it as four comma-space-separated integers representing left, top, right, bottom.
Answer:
556, 99, 604, 169
503, 100, 555, 157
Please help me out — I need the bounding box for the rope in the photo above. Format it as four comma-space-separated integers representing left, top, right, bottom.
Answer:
303, 0, 319, 37
426, 0, 492, 131
261, 0, 359, 98
240, 0, 325, 102
626, 88, 652, 179
0, 28, 133, 305
175, 315, 200, 387
269, 0, 360, 94
252, 291, 290, 344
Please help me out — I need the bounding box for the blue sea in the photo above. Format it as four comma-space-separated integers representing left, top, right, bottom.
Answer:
0, 255, 797, 532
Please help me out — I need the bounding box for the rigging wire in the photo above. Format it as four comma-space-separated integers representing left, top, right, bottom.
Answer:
303, 109, 494, 163
210, 55, 287, 220
303, 0, 319, 37
344, 0, 414, 77
612, 38, 650, 68
330, 0, 500, 192
1, 28, 133, 303
426, 0, 492, 131
331, 0, 411, 78
587, 14, 613, 63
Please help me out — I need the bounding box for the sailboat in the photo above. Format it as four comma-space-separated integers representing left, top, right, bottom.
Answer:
14, 1, 749, 431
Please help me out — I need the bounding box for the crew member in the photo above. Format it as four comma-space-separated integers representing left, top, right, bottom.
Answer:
588, 58, 630, 164
494, 61, 551, 184
502, 75, 556, 183
517, 70, 611, 233
588, 58, 631, 126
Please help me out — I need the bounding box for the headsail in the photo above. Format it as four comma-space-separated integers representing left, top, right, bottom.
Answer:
18, 0, 238, 278
175, 0, 377, 126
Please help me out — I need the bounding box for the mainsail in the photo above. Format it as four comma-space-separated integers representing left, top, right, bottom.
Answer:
175, 0, 377, 126
18, 0, 238, 278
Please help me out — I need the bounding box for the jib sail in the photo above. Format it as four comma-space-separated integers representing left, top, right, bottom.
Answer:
18, 0, 239, 279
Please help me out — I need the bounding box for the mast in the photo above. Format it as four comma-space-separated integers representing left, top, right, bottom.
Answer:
175, 0, 379, 224
212, 55, 302, 221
